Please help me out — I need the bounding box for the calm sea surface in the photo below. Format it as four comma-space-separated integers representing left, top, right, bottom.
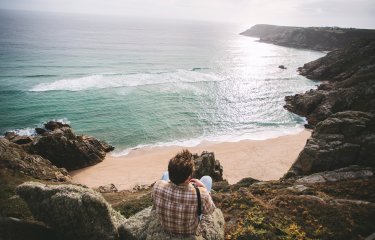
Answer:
0, 10, 324, 155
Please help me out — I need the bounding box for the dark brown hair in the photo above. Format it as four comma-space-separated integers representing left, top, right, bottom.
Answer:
168, 149, 194, 185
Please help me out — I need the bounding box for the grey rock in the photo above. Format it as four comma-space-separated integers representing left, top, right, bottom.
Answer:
0, 138, 70, 182
119, 207, 225, 240
296, 166, 373, 184
98, 183, 118, 193
193, 151, 224, 182
287, 184, 309, 192
287, 111, 375, 176
44, 121, 71, 131
11, 136, 34, 145
16, 182, 126, 240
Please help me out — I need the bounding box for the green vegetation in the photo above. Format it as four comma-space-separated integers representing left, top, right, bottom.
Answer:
0, 169, 34, 220
2, 167, 374, 240
213, 178, 375, 240
103, 189, 153, 218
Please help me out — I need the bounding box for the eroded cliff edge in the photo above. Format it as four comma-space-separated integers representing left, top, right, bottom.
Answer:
240, 24, 375, 51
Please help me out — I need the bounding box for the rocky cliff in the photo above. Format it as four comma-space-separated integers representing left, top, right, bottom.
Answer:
240, 24, 375, 51
284, 39, 375, 126
287, 111, 375, 176
4, 121, 114, 170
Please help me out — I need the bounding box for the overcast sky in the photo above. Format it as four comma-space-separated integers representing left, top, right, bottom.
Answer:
0, 0, 374, 28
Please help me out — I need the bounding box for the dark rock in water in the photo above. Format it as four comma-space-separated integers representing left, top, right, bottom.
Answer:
240, 24, 375, 51
284, 40, 375, 125
35, 127, 47, 135
30, 124, 114, 171
286, 111, 375, 176
0, 138, 70, 181
17, 182, 126, 240
278, 65, 287, 69
1, 120, 114, 172
192, 151, 224, 182
4, 131, 16, 140
44, 121, 71, 131
0, 217, 59, 240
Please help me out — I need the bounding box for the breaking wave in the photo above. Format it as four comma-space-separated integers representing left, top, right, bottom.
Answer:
29, 69, 221, 92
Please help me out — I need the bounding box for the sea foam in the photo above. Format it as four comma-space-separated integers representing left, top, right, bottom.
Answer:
4, 118, 71, 136
29, 70, 221, 92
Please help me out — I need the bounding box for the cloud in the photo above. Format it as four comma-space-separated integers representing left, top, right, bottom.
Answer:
0, 0, 374, 28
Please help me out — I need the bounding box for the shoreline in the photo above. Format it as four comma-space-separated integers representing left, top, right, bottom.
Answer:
70, 130, 311, 190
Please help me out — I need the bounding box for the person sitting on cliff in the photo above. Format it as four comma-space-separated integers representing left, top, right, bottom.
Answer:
152, 149, 216, 237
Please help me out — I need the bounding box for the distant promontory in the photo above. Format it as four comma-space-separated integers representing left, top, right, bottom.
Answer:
240, 24, 375, 51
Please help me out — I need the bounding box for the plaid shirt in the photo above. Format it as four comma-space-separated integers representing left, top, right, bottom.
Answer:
152, 179, 216, 236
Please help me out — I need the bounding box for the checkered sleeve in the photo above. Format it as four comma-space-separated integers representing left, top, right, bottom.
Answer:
200, 187, 216, 215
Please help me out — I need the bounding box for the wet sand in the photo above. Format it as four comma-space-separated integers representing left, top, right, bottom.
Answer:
71, 130, 310, 190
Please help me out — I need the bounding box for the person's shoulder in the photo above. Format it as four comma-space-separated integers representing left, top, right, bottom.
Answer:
153, 180, 169, 190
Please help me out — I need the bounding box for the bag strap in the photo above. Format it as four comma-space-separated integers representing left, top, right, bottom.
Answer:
193, 184, 202, 221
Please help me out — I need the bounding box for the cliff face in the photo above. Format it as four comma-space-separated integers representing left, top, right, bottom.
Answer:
4, 121, 114, 171
287, 111, 375, 176
284, 39, 375, 126
240, 24, 375, 51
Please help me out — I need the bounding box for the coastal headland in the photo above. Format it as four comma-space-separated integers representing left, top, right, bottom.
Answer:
1, 24, 375, 240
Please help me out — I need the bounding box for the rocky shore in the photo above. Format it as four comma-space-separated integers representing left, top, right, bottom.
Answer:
240, 24, 375, 51
1, 25, 375, 239
285, 39, 375, 126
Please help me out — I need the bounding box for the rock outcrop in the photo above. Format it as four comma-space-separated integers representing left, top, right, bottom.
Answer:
0, 138, 70, 182
16, 182, 126, 240
286, 111, 375, 176
240, 24, 375, 51
17, 182, 225, 240
193, 151, 224, 182
119, 207, 225, 240
284, 39, 375, 125
213, 170, 375, 239
4, 121, 114, 171
295, 165, 373, 184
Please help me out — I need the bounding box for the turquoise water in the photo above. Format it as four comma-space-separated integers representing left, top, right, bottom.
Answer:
0, 10, 324, 155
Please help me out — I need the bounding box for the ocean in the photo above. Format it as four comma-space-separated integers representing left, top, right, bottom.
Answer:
0, 10, 324, 156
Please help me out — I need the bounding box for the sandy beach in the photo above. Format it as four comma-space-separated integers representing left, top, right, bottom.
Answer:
71, 130, 311, 190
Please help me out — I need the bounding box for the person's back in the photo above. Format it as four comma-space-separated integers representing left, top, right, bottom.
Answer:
152, 150, 216, 237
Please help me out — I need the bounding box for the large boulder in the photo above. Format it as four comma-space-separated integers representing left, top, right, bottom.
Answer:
119, 207, 225, 240
287, 111, 375, 176
30, 121, 114, 170
0, 138, 70, 182
284, 40, 375, 126
17, 182, 225, 240
193, 151, 224, 182
16, 182, 126, 240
